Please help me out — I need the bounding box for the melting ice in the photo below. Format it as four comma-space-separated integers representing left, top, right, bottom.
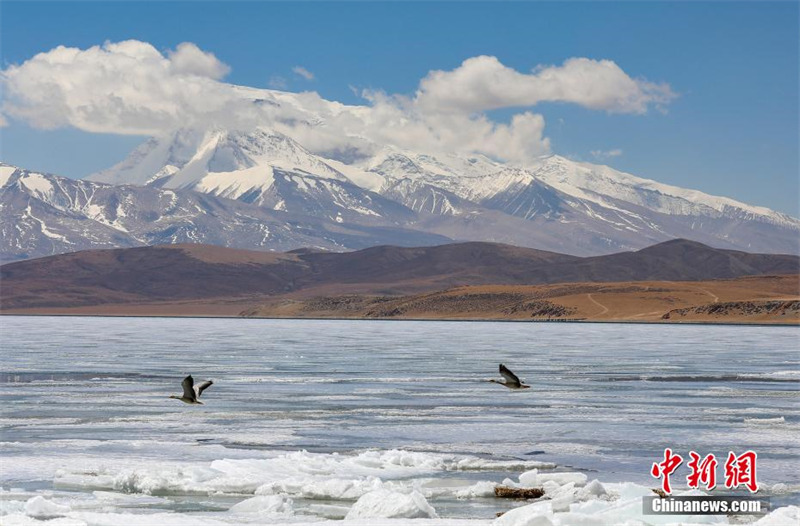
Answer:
1, 317, 798, 525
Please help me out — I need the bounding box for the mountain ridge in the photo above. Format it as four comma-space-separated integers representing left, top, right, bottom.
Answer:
3, 121, 799, 261
2, 239, 797, 312
81, 124, 799, 256
0, 163, 450, 262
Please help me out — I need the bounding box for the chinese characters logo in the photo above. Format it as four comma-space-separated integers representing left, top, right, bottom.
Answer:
651, 449, 758, 494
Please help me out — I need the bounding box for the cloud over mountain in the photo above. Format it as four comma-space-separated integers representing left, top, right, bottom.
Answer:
1, 40, 675, 164
414, 56, 676, 115
1, 40, 239, 135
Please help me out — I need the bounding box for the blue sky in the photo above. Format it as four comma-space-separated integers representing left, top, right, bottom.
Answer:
1, 1, 798, 215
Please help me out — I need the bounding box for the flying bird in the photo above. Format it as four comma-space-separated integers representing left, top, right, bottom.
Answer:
169, 375, 213, 404
490, 364, 530, 389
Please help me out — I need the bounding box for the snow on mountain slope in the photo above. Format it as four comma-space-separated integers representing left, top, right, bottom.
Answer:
88, 127, 411, 224
88, 128, 206, 187
342, 146, 799, 253
381, 179, 467, 216
322, 158, 384, 192
78, 123, 800, 257
533, 155, 796, 226
90, 127, 344, 188
0, 164, 449, 262
243, 169, 418, 225
362, 149, 796, 228
364, 148, 502, 181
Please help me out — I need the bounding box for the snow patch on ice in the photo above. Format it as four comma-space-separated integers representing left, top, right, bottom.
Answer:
345, 489, 438, 519
24, 495, 70, 518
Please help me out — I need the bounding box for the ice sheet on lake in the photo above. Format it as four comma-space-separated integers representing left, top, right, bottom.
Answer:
2, 317, 798, 525
48, 448, 552, 498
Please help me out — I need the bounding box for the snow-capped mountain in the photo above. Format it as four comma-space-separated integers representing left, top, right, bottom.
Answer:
373, 151, 800, 254
0, 163, 448, 262
362, 148, 796, 227
6, 120, 800, 261
95, 125, 799, 254
86, 128, 406, 226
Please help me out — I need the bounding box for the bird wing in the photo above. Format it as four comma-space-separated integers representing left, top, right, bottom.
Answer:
181, 375, 196, 401
499, 364, 522, 386
195, 380, 213, 398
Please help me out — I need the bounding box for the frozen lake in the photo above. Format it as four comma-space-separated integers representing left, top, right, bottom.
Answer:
1, 316, 798, 525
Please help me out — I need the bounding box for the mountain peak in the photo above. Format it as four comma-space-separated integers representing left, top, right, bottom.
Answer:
87, 125, 351, 205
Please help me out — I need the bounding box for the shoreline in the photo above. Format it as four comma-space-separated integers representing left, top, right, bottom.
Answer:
4, 275, 797, 326
2, 311, 797, 327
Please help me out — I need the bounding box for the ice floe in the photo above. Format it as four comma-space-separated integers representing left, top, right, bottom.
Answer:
345, 489, 438, 519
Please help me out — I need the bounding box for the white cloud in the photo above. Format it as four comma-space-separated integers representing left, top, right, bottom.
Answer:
591, 148, 623, 160
350, 90, 551, 163
292, 66, 315, 81
167, 42, 230, 79
0, 40, 247, 135
415, 56, 676, 115
1, 41, 675, 165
